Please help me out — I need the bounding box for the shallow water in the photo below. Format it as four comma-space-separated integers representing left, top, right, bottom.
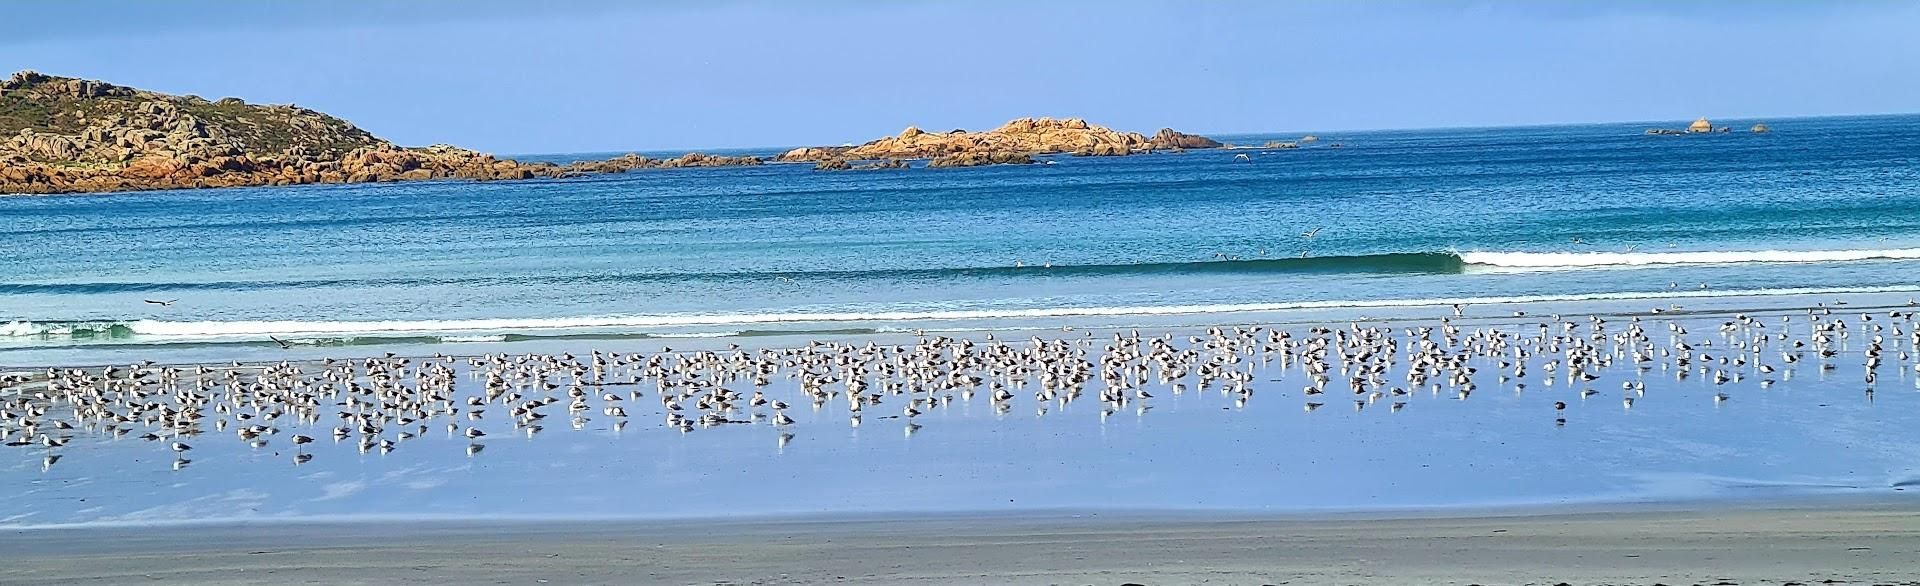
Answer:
4, 309, 1916, 527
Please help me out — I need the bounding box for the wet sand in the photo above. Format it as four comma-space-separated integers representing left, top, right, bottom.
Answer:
3, 504, 1919, 585
5, 302, 1920, 584
6, 304, 1920, 527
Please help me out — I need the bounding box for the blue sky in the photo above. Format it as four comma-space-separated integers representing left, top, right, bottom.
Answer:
4, 1, 1916, 153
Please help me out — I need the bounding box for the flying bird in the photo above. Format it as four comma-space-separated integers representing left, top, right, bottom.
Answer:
143, 299, 178, 306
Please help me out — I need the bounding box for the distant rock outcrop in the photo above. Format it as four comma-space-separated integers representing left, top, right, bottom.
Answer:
0, 70, 763, 194
815, 158, 909, 171
1644, 117, 1758, 137
928, 151, 1035, 168
777, 146, 851, 163
777, 117, 1220, 168
1751, 123, 1771, 133
1146, 128, 1222, 150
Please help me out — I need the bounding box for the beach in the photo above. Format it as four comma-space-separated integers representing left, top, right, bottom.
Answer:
8, 3, 1920, 583
5, 503, 1919, 585
4, 116, 1920, 584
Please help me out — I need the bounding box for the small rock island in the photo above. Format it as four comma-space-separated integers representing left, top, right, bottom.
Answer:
1644, 117, 1766, 136
776, 117, 1222, 169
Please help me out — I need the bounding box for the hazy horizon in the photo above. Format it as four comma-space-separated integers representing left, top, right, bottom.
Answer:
4, 0, 1917, 153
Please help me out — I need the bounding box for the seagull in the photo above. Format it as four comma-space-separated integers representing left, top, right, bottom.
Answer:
269, 336, 292, 349
143, 299, 178, 306
1301, 226, 1325, 239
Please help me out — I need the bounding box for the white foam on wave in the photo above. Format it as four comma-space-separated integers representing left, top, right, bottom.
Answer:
4, 284, 1917, 341
0, 321, 115, 337
651, 331, 746, 339
439, 335, 507, 343
1461, 248, 1920, 269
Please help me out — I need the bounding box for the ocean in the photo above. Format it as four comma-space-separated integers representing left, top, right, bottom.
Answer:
5, 115, 1920, 526
3, 114, 1918, 365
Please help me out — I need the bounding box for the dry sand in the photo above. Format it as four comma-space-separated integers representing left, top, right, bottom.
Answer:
4, 503, 1919, 585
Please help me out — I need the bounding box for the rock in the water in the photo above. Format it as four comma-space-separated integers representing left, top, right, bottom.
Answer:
1147, 128, 1222, 150
777, 146, 850, 163
814, 158, 909, 171
1688, 117, 1713, 133
1750, 123, 1770, 133
854, 159, 910, 170
928, 151, 1035, 168
780, 117, 1216, 171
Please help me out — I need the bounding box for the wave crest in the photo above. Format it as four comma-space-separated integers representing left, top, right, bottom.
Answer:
1461, 248, 1920, 268
4, 248, 1917, 295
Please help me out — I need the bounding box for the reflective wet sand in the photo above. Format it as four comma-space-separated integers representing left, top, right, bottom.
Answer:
4, 302, 1917, 527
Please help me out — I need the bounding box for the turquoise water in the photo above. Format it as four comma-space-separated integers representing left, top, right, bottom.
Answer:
3, 115, 1919, 362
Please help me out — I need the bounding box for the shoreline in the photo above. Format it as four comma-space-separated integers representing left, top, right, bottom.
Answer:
5, 500, 1918, 584
4, 286, 1915, 370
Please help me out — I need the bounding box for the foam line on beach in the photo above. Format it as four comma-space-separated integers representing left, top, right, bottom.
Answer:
3, 284, 1916, 343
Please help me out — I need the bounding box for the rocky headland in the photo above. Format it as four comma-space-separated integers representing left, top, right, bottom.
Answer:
778, 117, 1221, 168
2, 71, 1220, 193
0, 71, 770, 195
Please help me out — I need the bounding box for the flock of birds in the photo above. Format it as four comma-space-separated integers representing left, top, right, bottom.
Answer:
2, 305, 1916, 472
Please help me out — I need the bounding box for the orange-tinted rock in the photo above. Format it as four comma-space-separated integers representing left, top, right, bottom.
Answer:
1, 71, 769, 194
782, 117, 1217, 169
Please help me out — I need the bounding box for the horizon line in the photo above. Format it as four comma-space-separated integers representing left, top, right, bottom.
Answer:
491, 110, 1920, 159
